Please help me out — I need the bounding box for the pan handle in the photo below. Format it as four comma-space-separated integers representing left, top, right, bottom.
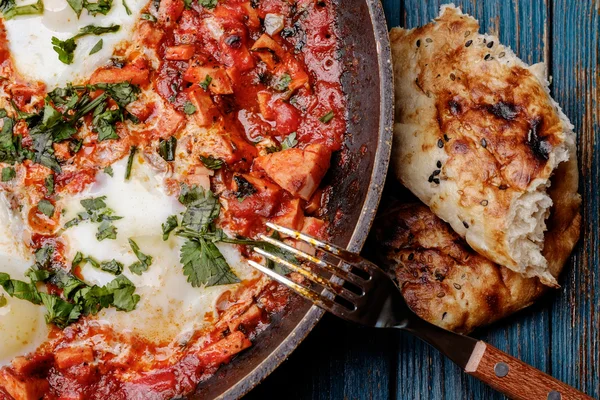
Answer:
464, 340, 592, 400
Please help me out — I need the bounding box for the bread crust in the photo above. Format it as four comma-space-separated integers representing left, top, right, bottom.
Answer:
372, 203, 546, 334
389, 5, 581, 286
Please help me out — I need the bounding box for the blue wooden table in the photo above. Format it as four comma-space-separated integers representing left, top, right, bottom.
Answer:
246, 1, 600, 399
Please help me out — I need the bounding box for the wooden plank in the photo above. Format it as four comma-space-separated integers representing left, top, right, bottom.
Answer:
549, 0, 600, 398
398, 1, 551, 399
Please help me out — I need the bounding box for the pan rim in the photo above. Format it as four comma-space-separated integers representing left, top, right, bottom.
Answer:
213, 0, 394, 398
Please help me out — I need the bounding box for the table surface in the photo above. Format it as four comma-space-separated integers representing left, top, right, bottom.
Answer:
245, 1, 600, 399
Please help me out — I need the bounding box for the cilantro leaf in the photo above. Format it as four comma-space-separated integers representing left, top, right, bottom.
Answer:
0, 273, 41, 304
2, 0, 43, 20
141, 12, 156, 21
1, 166, 15, 182
281, 132, 298, 150
273, 73, 292, 92
104, 274, 139, 311
183, 102, 196, 115
122, 0, 131, 14
180, 238, 240, 287
51, 37, 77, 65
52, 25, 120, 65
72, 251, 84, 267
81, 196, 107, 211
0, 294, 7, 307
82, 0, 112, 16
100, 259, 123, 275
198, 0, 217, 10
66, 0, 83, 16
38, 199, 55, 217
44, 174, 54, 194
40, 292, 81, 328
104, 165, 114, 177
125, 145, 136, 179
319, 110, 335, 124
128, 239, 153, 275
179, 184, 220, 233
89, 39, 103, 55
199, 155, 224, 170
96, 220, 117, 241
158, 136, 177, 161
199, 74, 213, 91
162, 215, 178, 241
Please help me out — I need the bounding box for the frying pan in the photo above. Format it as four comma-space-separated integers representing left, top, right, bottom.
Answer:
193, 1, 394, 398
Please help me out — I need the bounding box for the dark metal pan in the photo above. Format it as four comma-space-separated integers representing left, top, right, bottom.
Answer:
193, 1, 393, 397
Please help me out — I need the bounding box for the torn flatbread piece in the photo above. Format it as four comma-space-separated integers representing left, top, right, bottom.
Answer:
389, 5, 581, 286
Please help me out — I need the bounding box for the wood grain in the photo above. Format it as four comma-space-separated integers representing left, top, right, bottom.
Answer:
465, 341, 593, 400
246, 1, 600, 399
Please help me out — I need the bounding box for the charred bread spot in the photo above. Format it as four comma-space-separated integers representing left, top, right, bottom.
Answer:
486, 101, 519, 121
526, 117, 552, 161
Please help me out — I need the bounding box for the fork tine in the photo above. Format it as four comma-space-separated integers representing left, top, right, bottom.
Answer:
253, 246, 359, 301
266, 222, 362, 265
247, 260, 349, 315
258, 234, 365, 287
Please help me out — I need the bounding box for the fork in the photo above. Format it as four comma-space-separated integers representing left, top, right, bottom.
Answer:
248, 223, 592, 400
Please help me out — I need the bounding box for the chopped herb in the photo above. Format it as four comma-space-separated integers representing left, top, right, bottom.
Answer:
93, 105, 121, 141
0, 294, 6, 307
158, 136, 177, 161
183, 102, 197, 115
122, 0, 131, 14
104, 165, 114, 176
180, 238, 240, 287
183, 0, 191, 9
179, 184, 220, 233
319, 110, 334, 124
2, 0, 43, 20
272, 73, 292, 92
1, 166, 15, 182
38, 199, 55, 217
96, 220, 117, 241
281, 132, 298, 150
200, 155, 224, 170
99, 259, 124, 275
72, 251, 84, 267
198, 0, 217, 9
89, 39, 103, 55
125, 145, 136, 180
81, 196, 107, 211
199, 74, 213, 91
52, 25, 120, 65
141, 12, 156, 21
44, 174, 54, 194
128, 239, 153, 275
162, 215, 178, 241
83, 0, 112, 16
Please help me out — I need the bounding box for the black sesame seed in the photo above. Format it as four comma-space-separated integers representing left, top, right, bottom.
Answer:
499, 184, 508, 190
463, 221, 469, 228
499, 52, 506, 58
428, 175, 434, 183
453, 283, 462, 290
416, 39, 421, 47
433, 169, 441, 176
408, 253, 414, 261
483, 38, 487, 44
484, 54, 491, 60
437, 139, 444, 148
442, 312, 447, 320
432, 178, 440, 185
426, 38, 433, 43
481, 138, 487, 148
465, 40, 473, 47
450, 73, 456, 81
437, 292, 445, 298
464, 30, 471, 37
437, 160, 442, 168
487, 41, 494, 48
481, 200, 489, 206
444, 134, 450, 142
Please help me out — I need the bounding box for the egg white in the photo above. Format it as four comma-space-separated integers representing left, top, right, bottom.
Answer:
4, 0, 148, 89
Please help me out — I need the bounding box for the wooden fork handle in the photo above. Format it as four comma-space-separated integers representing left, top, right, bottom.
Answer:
465, 341, 592, 400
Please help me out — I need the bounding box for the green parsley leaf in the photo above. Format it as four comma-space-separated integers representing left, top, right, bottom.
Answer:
198, 0, 217, 9
180, 238, 240, 287
199, 74, 213, 91
51, 37, 77, 65
162, 215, 178, 241
0, 294, 7, 307
1, 166, 15, 182
179, 184, 220, 233
122, 0, 131, 14
125, 145, 136, 180
72, 251, 84, 267
40, 292, 81, 328
2, 0, 43, 20
128, 239, 153, 275
158, 136, 177, 161
96, 220, 117, 241
104, 165, 114, 177
44, 174, 54, 194
199, 155, 224, 170
183, 102, 196, 115
104, 274, 140, 311
319, 110, 335, 124
38, 199, 55, 217
100, 259, 124, 275
141, 12, 156, 21
281, 132, 298, 150
89, 39, 103, 55
273, 73, 292, 92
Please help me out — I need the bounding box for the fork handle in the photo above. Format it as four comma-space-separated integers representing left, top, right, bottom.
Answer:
465, 341, 592, 400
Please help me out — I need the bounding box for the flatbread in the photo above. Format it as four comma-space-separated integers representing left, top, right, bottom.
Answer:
371, 203, 546, 334
389, 5, 581, 286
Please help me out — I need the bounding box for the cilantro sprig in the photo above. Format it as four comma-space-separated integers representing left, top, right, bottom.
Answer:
52, 24, 120, 65
63, 196, 122, 241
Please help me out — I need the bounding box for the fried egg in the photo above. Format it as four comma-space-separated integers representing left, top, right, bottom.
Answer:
4, 0, 148, 89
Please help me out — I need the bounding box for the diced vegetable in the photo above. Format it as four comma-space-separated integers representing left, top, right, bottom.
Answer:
165, 44, 196, 61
